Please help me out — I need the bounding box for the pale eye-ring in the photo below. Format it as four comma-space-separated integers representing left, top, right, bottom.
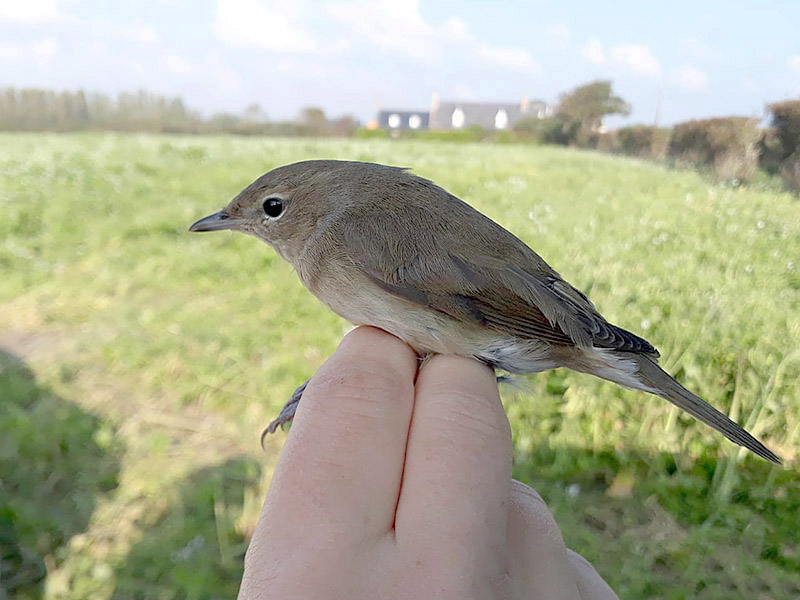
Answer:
263, 197, 284, 218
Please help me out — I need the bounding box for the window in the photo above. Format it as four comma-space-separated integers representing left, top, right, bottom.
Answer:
408, 114, 422, 129
388, 113, 401, 128
495, 109, 508, 130
451, 107, 465, 128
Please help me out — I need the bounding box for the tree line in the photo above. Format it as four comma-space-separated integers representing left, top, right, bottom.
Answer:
529, 81, 800, 193
0, 87, 357, 136
2, 84, 798, 192
374, 80, 800, 193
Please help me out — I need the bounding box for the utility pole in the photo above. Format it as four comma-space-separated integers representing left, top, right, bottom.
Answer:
654, 85, 663, 126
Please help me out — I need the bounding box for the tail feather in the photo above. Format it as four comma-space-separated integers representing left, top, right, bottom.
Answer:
632, 354, 781, 465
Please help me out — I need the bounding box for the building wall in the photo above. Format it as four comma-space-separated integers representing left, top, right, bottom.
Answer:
377, 110, 429, 131
429, 95, 551, 130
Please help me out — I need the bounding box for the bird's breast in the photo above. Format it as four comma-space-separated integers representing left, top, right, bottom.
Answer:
310, 269, 466, 354
306, 270, 561, 374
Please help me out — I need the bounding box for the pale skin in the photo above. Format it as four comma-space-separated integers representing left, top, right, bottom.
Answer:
239, 327, 618, 600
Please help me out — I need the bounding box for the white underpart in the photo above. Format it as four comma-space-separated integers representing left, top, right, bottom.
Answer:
312, 272, 654, 389
474, 337, 560, 374
576, 346, 657, 393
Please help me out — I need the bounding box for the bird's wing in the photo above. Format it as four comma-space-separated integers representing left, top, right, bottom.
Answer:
341, 207, 657, 355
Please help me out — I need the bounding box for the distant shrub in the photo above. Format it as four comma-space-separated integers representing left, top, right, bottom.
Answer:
766, 100, 800, 192
361, 126, 538, 144
779, 153, 800, 192
767, 100, 800, 157
514, 116, 579, 145
491, 129, 518, 144
668, 117, 761, 181
617, 125, 672, 160
758, 127, 784, 174
416, 126, 484, 143
355, 127, 389, 139
591, 130, 620, 152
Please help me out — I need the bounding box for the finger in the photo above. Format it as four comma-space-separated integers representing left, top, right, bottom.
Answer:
567, 550, 620, 600
506, 480, 582, 600
260, 326, 418, 543
395, 354, 512, 558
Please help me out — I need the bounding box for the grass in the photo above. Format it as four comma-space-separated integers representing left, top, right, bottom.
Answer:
1, 132, 798, 599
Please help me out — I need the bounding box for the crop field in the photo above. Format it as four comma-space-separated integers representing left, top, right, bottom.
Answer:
1, 133, 799, 599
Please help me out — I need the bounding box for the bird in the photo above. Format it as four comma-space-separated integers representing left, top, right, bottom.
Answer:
189, 159, 781, 464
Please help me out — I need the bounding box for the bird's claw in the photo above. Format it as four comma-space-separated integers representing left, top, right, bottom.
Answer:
260, 379, 309, 447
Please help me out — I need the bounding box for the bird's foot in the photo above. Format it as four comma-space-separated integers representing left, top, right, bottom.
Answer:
261, 379, 309, 446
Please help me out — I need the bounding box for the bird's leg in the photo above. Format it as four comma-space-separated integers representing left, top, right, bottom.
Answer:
260, 362, 511, 447
261, 379, 309, 445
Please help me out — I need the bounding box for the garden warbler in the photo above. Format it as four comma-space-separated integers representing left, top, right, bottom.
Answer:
190, 160, 781, 464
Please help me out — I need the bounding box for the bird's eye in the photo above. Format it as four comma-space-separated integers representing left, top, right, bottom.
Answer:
263, 197, 284, 218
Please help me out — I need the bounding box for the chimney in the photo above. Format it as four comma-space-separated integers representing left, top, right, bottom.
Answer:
430, 91, 441, 129
520, 95, 530, 113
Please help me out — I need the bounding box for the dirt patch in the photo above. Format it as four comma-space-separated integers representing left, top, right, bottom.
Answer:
0, 329, 67, 362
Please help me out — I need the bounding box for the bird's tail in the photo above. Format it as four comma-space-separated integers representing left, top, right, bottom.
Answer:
628, 353, 781, 464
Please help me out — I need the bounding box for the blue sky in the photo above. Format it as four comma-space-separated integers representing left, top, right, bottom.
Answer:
1, 0, 799, 125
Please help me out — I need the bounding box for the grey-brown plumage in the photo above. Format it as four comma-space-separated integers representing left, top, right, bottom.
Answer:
190, 160, 781, 464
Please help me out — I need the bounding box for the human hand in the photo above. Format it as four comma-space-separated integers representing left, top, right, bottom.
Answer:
239, 326, 618, 600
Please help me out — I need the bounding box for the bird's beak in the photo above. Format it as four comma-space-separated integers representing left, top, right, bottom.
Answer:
189, 211, 244, 232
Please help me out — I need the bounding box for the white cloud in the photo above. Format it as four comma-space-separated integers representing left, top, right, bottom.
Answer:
581, 37, 605, 64
120, 24, 160, 45
206, 53, 243, 91
546, 24, 571, 47
166, 54, 193, 75
215, 0, 318, 53
788, 55, 800, 73
440, 17, 470, 43
326, 0, 440, 60
478, 44, 540, 73
451, 83, 478, 100
610, 44, 661, 79
213, 0, 542, 81
131, 61, 147, 76
326, 0, 539, 73
671, 65, 709, 91
741, 77, 759, 94
0, 37, 59, 66
681, 37, 721, 61
0, 0, 59, 23
32, 38, 58, 64
0, 43, 23, 62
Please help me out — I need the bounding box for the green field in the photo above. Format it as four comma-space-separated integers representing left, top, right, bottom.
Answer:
1, 133, 799, 599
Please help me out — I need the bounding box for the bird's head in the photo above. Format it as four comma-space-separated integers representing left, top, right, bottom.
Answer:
189, 160, 361, 262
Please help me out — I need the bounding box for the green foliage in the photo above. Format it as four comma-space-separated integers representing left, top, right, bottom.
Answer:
0, 351, 121, 599
0, 87, 202, 132
557, 80, 631, 135
669, 117, 762, 181
514, 81, 631, 148
0, 87, 359, 137
586, 130, 620, 153
779, 154, 800, 192
298, 106, 327, 128
355, 127, 390, 139
416, 125, 485, 142
111, 459, 262, 599
766, 100, 800, 192
758, 127, 784, 174
513, 116, 579, 145
767, 100, 800, 158
1, 134, 799, 599
617, 125, 672, 160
